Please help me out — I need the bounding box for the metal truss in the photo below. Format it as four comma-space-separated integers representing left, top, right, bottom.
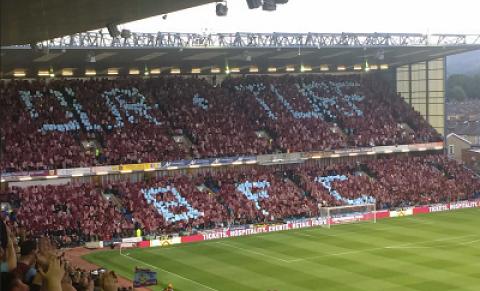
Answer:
4, 32, 480, 49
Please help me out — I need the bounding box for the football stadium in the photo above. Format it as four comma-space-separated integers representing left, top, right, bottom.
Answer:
1, 1, 480, 291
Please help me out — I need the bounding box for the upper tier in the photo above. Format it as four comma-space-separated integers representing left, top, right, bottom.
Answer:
0, 74, 442, 172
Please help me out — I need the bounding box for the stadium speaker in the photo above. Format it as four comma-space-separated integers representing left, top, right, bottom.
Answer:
106, 23, 120, 38
85, 51, 96, 63
216, 2, 228, 16
242, 51, 252, 62
120, 29, 132, 38
30, 42, 39, 54
262, 0, 276, 11
246, 0, 262, 9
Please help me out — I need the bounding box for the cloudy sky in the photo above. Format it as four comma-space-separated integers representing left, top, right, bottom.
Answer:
123, 0, 480, 35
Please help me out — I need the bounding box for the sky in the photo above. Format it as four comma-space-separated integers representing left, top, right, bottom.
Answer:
123, 0, 480, 35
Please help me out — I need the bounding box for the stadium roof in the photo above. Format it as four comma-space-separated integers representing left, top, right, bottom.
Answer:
0, 0, 215, 46
1, 32, 480, 77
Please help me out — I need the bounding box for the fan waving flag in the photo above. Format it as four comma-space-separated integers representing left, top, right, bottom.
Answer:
133, 267, 158, 287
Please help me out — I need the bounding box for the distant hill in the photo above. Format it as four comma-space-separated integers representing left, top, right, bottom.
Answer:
447, 50, 480, 76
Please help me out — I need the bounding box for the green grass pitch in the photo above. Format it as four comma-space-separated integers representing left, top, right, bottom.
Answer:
83, 208, 480, 291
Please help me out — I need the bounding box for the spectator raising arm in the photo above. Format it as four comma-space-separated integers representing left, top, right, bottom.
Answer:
38, 256, 65, 291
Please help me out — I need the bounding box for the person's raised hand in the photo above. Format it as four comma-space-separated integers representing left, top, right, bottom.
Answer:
38, 256, 65, 284
37, 237, 56, 271
99, 271, 118, 291
17, 227, 26, 242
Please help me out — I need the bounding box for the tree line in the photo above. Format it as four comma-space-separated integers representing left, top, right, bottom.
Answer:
446, 74, 480, 102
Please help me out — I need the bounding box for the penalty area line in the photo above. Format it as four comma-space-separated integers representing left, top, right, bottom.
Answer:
121, 254, 219, 291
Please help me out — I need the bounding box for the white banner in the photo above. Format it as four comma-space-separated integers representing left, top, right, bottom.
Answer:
57, 168, 91, 176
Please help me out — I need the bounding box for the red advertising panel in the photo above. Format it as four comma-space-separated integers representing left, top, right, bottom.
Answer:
180, 235, 204, 243
413, 207, 429, 214
138, 241, 151, 248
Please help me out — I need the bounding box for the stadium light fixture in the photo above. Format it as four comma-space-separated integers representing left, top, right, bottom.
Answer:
380, 64, 389, 70
384, 150, 393, 154
211, 68, 221, 74
367, 151, 376, 155
150, 69, 161, 74
418, 148, 427, 151
312, 156, 322, 159
231, 68, 240, 73
286, 66, 294, 72
337, 66, 346, 71
211, 163, 222, 167
263, 0, 276, 11
268, 67, 277, 73
144, 168, 155, 172
402, 149, 410, 152
192, 68, 201, 74
49, 73, 54, 78
107, 69, 118, 75
85, 51, 96, 63
320, 66, 329, 71
171, 69, 180, 74
38, 70, 49, 76
349, 153, 358, 156
370, 65, 378, 70
301, 66, 312, 72
365, 67, 371, 72
246, 160, 257, 164
62, 69, 73, 76
19, 177, 32, 181
14, 70, 26, 77
232, 161, 243, 165
1, 179, 5, 183
354, 65, 362, 70
85, 69, 96, 76
144, 71, 149, 75
330, 154, 341, 158
129, 69, 140, 75
46, 175, 58, 179
216, 2, 228, 16
120, 170, 132, 174
250, 67, 259, 73
96, 171, 108, 175
72, 173, 84, 177
167, 166, 179, 170
189, 165, 200, 168
246, 0, 262, 9
434, 146, 443, 150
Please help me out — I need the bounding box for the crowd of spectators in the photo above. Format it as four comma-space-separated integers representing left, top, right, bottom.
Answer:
0, 218, 140, 291
2, 75, 443, 172
1, 80, 93, 172
2, 155, 479, 238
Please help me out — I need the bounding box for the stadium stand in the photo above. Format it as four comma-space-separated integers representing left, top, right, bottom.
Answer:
65, 79, 186, 164
2, 155, 479, 236
1, 80, 93, 172
1, 75, 443, 171
157, 77, 271, 158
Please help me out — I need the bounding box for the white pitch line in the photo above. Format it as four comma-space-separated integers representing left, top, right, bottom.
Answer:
296, 233, 317, 238
214, 242, 290, 263
457, 240, 479, 245
289, 234, 480, 262
302, 221, 432, 237
121, 254, 219, 291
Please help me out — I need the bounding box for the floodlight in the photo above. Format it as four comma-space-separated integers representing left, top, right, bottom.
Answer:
246, 0, 262, 9
216, 2, 228, 16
